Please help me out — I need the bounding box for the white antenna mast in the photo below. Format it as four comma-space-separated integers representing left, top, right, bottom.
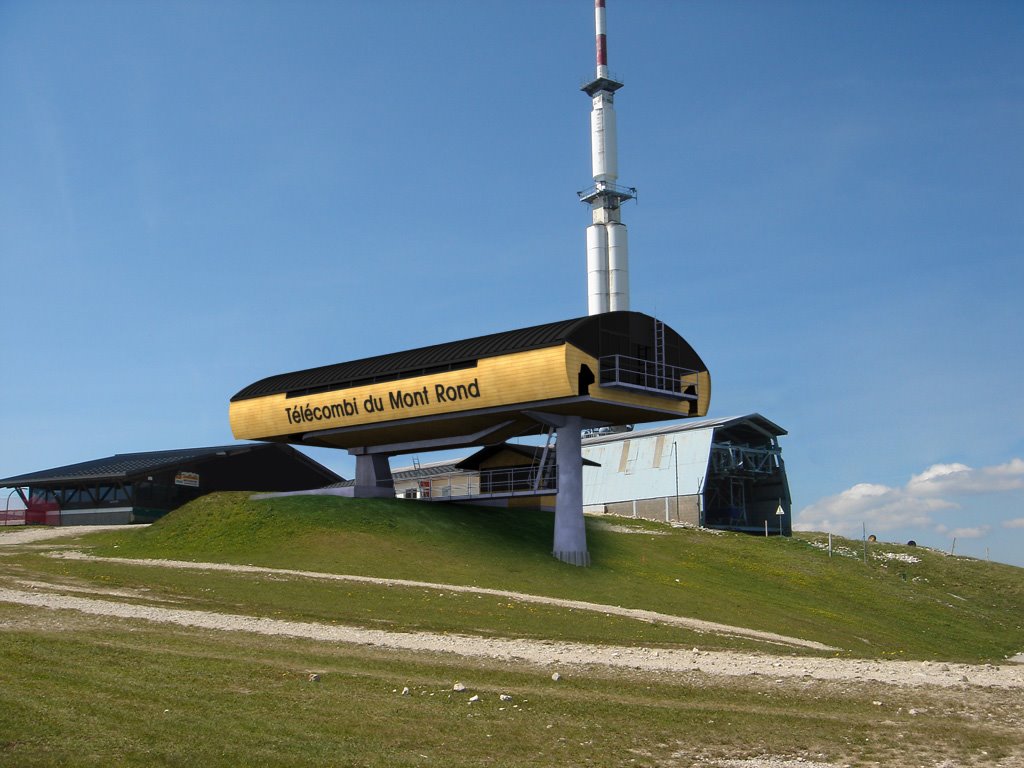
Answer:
580, 0, 635, 315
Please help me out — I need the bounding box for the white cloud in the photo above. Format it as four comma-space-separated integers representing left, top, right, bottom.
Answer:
795, 483, 952, 536
796, 457, 1024, 538
907, 463, 971, 492
936, 524, 991, 539
987, 458, 1024, 479
907, 458, 1024, 495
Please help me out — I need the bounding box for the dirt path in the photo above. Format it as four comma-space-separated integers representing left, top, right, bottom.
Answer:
3, 527, 1022, 689
49, 550, 834, 651
1, 585, 1022, 689
0, 525, 134, 545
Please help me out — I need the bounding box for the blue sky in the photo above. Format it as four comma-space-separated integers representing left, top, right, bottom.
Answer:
2, 1, 1022, 565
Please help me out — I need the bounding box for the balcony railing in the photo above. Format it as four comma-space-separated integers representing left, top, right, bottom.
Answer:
599, 354, 698, 400
414, 465, 557, 500
577, 181, 637, 205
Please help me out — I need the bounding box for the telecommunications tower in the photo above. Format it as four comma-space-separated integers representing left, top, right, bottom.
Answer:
580, 0, 635, 315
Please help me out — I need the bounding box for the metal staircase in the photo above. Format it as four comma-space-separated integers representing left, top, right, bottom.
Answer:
533, 427, 557, 491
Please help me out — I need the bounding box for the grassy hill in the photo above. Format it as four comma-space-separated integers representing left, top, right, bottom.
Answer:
3, 492, 1024, 767
62, 492, 1024, 662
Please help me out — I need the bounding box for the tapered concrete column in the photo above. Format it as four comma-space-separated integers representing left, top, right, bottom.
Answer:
350, 450, 395, 499
553, 415, 589, 566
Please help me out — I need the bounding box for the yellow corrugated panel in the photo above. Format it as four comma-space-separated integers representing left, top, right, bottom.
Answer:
230, 345, 576, 441
229, 341, 709, 443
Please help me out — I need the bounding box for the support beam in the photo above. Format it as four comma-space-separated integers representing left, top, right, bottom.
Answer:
349, 451, 395, 499
553, 414, 589, 566
521, 410, 608, 432
330, 420, 516, 456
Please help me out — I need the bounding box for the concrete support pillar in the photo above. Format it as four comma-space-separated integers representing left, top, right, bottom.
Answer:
553, 415, 589, 566
350, 451, 395, 499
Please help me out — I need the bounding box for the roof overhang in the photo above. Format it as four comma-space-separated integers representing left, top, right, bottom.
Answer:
292, 395, 691, 453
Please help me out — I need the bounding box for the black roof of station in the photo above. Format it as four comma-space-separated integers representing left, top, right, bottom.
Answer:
231, 316, 595, 402
580, 414, 788, 447
231, 311, 706, 403
0, 443, 336, 487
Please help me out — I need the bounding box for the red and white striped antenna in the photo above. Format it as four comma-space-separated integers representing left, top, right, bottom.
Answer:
595, 0, 609, 79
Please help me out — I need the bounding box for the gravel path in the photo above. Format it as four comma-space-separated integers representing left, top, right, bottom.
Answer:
49, 551, 833, 651
3, 526, 1022, 690
1, 585, 1022, 689
0, 524, 133, 545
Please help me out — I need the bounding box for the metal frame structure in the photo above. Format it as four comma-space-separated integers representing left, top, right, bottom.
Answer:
599, 354, 698, 400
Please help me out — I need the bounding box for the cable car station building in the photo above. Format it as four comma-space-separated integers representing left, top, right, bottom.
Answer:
581, 414, 792, 534
0, 444, 341, 526
230, 3, 719, 567
384, 414, 792, 536
230, 311, 710, 565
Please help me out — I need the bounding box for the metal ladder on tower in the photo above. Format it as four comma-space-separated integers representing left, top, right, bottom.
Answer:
653, 318, 666, 390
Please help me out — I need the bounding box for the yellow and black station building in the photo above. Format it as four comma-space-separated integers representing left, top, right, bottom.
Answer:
230, 311, 709, 451
229, 310, 710, 566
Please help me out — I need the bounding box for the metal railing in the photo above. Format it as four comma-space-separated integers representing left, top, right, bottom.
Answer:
413, 465, 557, 500
599, 354, 698, 400
2, 489, 25, 526
1, 509, 26, 526
577, 180, 637, 205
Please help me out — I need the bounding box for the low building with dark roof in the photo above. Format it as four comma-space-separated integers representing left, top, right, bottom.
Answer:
0, 443, 342, 526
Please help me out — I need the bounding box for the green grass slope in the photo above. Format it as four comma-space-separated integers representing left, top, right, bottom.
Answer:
76, 492, 1024, 662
